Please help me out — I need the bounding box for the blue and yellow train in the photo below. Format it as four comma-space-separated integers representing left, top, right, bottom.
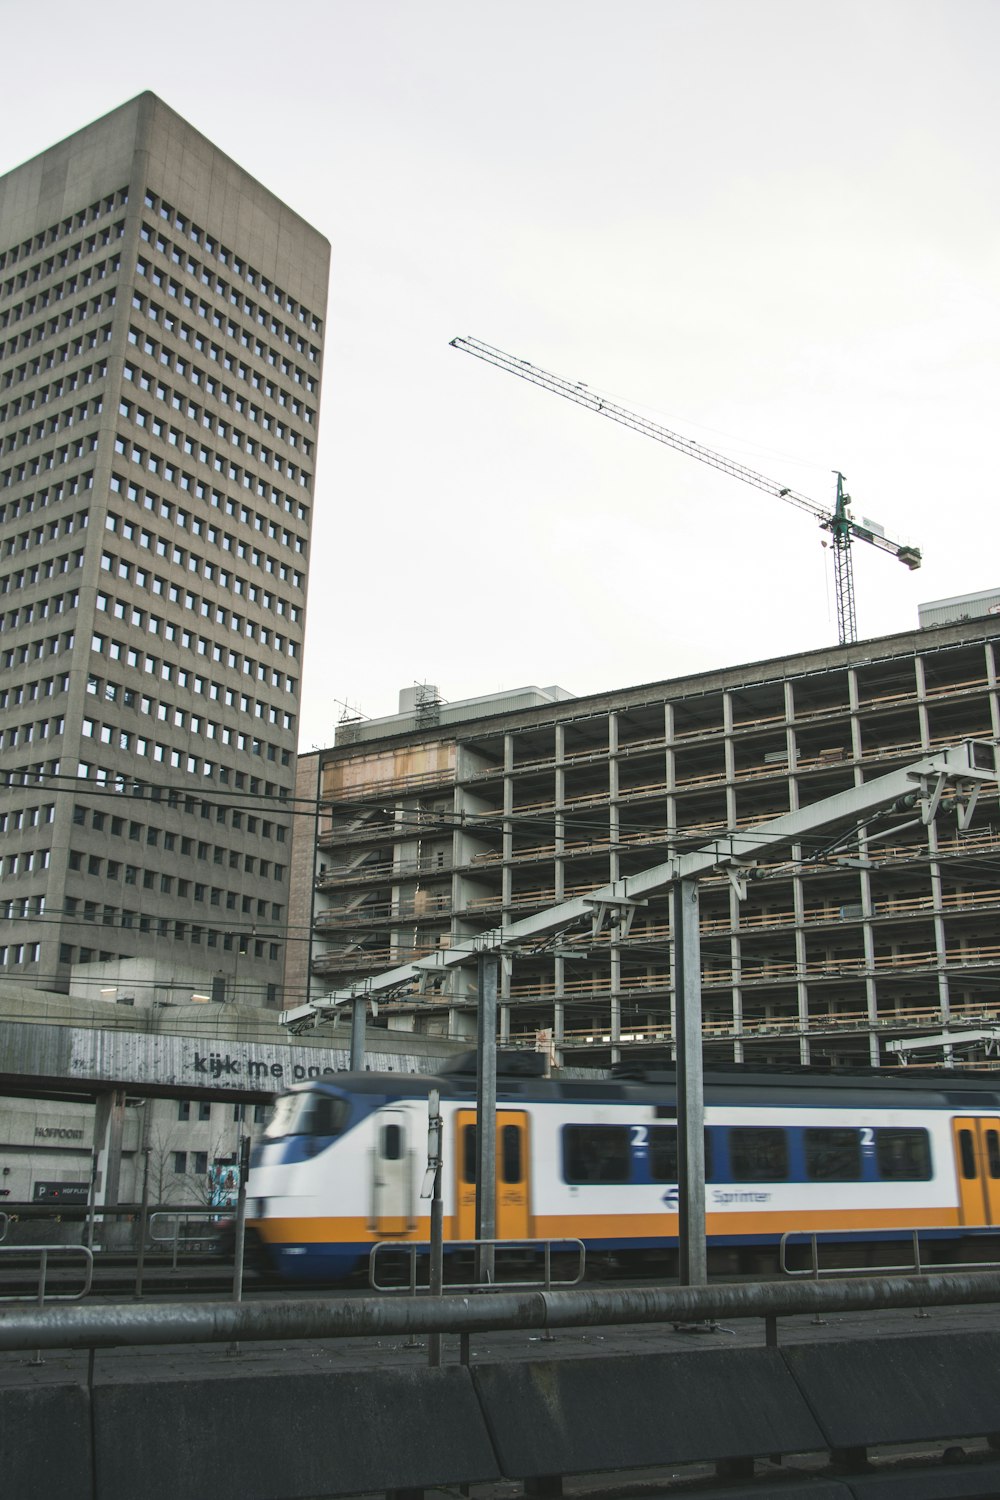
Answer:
245, 1054, 1000, 1281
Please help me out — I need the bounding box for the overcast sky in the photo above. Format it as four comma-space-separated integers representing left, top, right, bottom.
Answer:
2, 0, 997, 746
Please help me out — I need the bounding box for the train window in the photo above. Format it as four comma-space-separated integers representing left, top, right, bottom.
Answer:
380, 1123, 402, 1161
959, 1130, 977, 1180
876, 1128, 932, 1181
463, 1123, 477, 1182
562, 1125, 631, 1184
988, 1131, 1000, 1179
648, 1127, 715, 1182
263, 1090, 348, 1139
649, 1126, 677, 1181
804, 1128, 862, 1182
729, 1128, 788, 1182
501, 1124, 522, 1184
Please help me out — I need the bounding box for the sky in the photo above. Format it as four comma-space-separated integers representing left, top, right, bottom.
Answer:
1, 0, 997, 747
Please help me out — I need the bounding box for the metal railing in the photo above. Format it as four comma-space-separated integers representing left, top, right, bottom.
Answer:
148, 1209, 223, 1272
779, 1227, 1000, 1281
0, 1243, 94, 1304
3, 1270, 1000, 1360
369, 1236, 586, 1293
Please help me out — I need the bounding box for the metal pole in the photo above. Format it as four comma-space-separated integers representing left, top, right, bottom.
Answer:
476, 952, 498, 1286
674, 877, 707, 1285
349, 994, 366, 1071
228, 1134, 251, 1356
426, 1088, 443, 1367
133, 1148, 151, 1300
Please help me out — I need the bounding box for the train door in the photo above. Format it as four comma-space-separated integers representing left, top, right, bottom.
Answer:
454, 1110, 532, 1243
952, 1117, 1000, 1226
371, 1109, 415, 1235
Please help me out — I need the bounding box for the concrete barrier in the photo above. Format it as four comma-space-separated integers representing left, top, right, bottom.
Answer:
0, 1383, 91, 1500
91, 1364, 500, 1500
783, 1333, 1000, 1455
472, 1347, 825, 1481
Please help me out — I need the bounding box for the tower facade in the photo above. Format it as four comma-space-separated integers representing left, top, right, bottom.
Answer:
0, 94, 329, 1003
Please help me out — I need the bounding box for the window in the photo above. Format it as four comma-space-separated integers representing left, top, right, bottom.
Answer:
177, 1100, 190, 1122
192, 1151, 208, 1176
562, 1125, 631, 1185
500, 1124, 523, 1184
198, 1100, 211, 1122
877, 1128, 931, 1181
648, 1126, 678, 1182
804, 1128, 862, 1182
729, 1128, 788, 1182
173, 1152, 187, 1174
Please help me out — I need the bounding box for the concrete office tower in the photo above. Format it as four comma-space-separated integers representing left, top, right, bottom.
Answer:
0, 94, 329, 1004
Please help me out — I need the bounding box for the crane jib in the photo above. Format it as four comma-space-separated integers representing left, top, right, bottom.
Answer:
451, 335, 923, 645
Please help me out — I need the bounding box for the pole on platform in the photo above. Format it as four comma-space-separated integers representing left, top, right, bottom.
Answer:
349, 995, 366, 1071
133, 1147, 151, 1300
425, 1088, 444, 1367
475, 952, 498, 1286
228, 1134, 251, 1357
674, 876, 707, 1286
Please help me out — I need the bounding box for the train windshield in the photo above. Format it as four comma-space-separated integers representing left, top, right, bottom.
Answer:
264, 1090, 349, 1140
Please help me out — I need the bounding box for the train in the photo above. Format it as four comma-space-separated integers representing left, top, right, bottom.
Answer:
244, 1052, 1000, 1281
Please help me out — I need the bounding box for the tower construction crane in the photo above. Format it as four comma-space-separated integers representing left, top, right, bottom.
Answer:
450, 335, 922, 647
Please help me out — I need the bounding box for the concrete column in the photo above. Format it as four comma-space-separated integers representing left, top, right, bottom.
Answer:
915, 653, 951, 1040
91, 1087, 127, 1247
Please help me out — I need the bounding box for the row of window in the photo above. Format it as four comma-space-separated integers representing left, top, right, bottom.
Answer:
0, 188, 128, 275
121, 382, 310, 468
0, 468, 93, 530
124, 351, 312, 439
83, 715, 287, 765
89, 626, 298, 701
0, 322, 114, 399
141, 191, 322, 338
0, 895, 45, 919
0, 804, 54, 834
1, 629, 75, 671
85, 672, 293, 734
66, 841, 284, 884
2, 588, 78, 632
111, 460, 308, 553
1, 253, 121, 332
61, 925, 281, 961
0, 849, 50, 877
0, 943, 41, 965
1, 429, 100, 488
0, 357, 107, 428
3, 506, 87, 558
558, 1124, 933, 1185
130, 282, 316, 437
116, 380, 309, 492
0, 282, 117, 364
71, 799, 287, 842
0, 717, 64, 752
96, 576, 298, 659
0, 675, 68, 719
0, 547, 86, 598
3, 395, 103, 457
71, 763, 287, 800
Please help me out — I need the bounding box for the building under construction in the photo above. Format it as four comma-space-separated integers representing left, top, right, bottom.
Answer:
299, 598, 1000, 1070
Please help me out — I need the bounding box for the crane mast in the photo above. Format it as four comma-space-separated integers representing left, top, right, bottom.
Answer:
450, 336, 922, 646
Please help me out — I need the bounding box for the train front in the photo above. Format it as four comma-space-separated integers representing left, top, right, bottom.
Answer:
246, 1082, 364, 1281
